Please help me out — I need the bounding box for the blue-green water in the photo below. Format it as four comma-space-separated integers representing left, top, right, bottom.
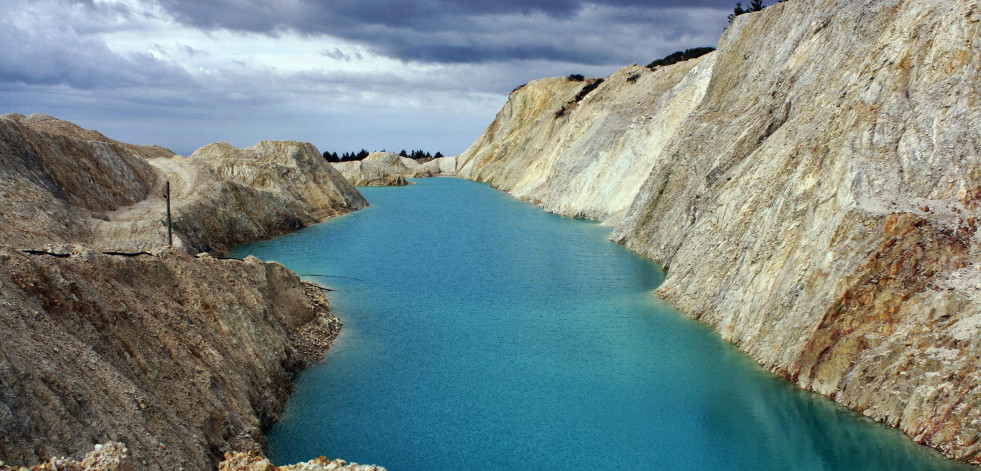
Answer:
230, 178, 970, 471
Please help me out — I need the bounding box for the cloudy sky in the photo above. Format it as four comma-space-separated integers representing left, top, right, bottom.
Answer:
1, 0, 735, 156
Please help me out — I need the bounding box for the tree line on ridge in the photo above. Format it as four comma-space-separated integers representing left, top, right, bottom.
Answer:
728, 0, 790, 23
323, 149, 444, 162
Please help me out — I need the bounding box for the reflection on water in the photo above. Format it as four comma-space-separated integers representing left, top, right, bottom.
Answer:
230, 178, 970, 471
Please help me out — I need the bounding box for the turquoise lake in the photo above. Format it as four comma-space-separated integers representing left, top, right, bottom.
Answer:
230, 178, 970, 471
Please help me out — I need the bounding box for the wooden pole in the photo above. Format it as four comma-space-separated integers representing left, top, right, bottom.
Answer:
165, 180, 173, 246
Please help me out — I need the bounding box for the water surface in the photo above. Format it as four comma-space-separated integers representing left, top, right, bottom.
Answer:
231, 178, 969, 471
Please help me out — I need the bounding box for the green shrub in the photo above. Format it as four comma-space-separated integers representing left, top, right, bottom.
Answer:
555, 78, 605, 118
646, 47, 715, 70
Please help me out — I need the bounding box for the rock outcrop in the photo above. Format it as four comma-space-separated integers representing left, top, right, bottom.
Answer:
0, 247, 340, 469
331, 152, 457, 186
0, 113, 368, 254
459, 0, 981, 464
0, 116, 377, 469
167, 141, 367, 253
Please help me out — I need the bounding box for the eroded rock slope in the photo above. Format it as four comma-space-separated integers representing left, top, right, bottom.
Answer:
0, 247, 339, 469
0, 113, 367, 254
0, 114, 158, 249
0, 115, 373, 468
460, 0, 981, 464
171, 141, 367, 253
458, 57, 713, 223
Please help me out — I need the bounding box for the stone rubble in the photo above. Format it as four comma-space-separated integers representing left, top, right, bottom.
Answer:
0, 442, 130, 471
219, 451, 385, 471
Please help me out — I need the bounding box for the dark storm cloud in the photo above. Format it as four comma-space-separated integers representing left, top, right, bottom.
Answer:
2, 0, 737, 158
153, 0, 733, 65
156, 0, 734, 29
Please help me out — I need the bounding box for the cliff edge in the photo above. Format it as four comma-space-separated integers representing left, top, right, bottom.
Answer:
460, 0, 981, 464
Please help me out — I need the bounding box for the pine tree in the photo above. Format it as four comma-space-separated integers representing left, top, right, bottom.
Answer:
727, 2, 745, 23
748, 0, 765, 11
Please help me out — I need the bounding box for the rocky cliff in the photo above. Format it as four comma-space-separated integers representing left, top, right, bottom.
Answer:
0, 115, 373, 468
458, 57, 713, 223
459, 0, 981, 464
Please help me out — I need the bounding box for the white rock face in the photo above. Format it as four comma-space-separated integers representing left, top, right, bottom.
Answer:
333, 152, 414, 186
436, 156, 458, 174
331, 152, 457, 186
459, 0, 981, 464
458, 58, 714, 223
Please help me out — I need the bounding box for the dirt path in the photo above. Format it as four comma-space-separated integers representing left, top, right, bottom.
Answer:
90, 156, 198, 249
